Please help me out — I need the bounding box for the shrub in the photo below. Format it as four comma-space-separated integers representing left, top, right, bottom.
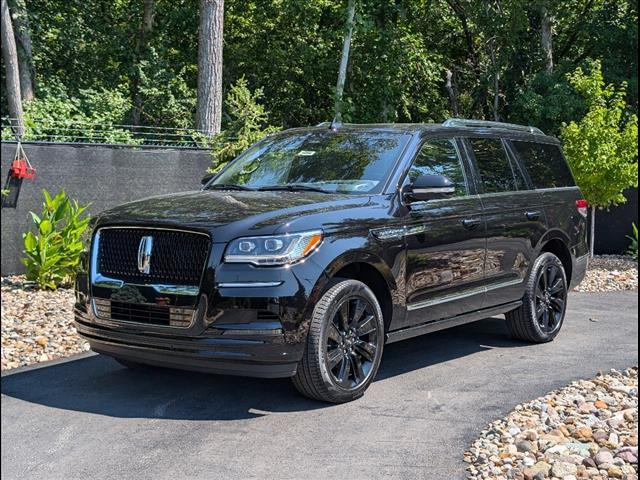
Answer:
207, 78, 280, 173
22, 189, 91, 289
627, 223, 638, 261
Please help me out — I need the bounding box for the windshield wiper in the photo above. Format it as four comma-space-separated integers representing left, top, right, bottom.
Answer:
206, 183, 256, 191
257, 184, 331, 194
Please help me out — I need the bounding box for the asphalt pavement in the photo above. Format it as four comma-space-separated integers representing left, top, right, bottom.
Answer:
2, 291, 638, 480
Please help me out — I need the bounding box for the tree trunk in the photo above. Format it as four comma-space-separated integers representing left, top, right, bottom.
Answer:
334, 0, 356, 123
8, 0, 34, 101
445, 69, 459, 117
196, 0, 224, 135
1, 0, 24, 137
131, 0, 155, 125
590, 206, 596, 258
540, 5, 554, 74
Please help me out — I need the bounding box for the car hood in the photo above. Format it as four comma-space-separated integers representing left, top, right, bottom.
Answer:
96, 189, 373, 241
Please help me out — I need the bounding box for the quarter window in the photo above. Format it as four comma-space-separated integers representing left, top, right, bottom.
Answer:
408, 139, 467, 196
511, 141, 576, 189
469, 138, 526, 193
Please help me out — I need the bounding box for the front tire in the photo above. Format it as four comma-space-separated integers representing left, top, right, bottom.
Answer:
292, 279, 385, 403
506, 252, 568, 343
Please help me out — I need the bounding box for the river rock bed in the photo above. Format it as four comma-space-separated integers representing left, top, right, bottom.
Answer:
1, 276, 88, 370
573, 256, 637, 293
465, 367, 639, 480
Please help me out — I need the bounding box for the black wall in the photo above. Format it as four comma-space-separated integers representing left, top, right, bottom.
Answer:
593, 188, 639, 255
1, 142, 212, 275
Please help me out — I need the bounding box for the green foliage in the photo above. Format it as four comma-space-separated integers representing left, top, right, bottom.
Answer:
1, 80, 141, 143
207, 78, 280, 173
627, 223, 638, 260
561, 60, 638, 209
22, 189, 91, 290
0, 0, 637, 137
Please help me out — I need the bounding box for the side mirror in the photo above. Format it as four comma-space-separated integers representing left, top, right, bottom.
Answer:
201, 172, 215, 186
404, 174, 456, 202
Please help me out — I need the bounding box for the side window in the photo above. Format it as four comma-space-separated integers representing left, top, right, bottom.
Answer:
511, 141, 576, 189
469, 138, 526, 193
408, 139, 467, 196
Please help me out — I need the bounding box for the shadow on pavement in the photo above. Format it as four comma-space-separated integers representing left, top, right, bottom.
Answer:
1, 316, 526, 420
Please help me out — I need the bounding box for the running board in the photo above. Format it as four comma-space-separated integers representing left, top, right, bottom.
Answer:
385, 300, 522, 344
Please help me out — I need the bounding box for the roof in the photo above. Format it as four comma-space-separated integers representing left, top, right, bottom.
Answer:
276, 118, 560, 144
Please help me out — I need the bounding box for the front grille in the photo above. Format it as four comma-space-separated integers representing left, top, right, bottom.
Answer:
93, 298, 194, 327
97, 228, 210, 285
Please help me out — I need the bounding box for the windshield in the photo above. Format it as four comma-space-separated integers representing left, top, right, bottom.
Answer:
207, 130, 411, 194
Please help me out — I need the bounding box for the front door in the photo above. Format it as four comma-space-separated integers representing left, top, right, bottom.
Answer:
463, 137, 548, 307
404, 137, 486, 327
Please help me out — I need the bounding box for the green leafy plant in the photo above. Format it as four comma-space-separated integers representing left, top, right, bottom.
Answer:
627, 223, 638, 261
22, 189, 91, 289
206, 78, 280, 173
561, 60, 639, 257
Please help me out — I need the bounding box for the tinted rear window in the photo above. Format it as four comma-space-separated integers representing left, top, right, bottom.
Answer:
469, 138, 527, 193
511, 141, 575, 189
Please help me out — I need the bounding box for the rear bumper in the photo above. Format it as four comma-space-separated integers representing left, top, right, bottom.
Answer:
74, 310, 301, 378
571, 254, 589, 290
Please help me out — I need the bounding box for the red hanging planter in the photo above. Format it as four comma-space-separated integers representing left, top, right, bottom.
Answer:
9, 143, 36, 180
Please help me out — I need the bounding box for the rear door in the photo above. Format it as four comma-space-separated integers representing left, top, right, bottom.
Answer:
463, 136, 548, 307
403, 137, 487, 327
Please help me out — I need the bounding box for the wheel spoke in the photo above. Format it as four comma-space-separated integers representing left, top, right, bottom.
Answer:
337, 355, 352, 387
536, 302, 546, 319
327, 347, 344, 370
541, 308, 550, 330
547, 266, 558, 289
338, 301, 350, 330
327, 322, 342, 343
356, 315, 376, 336
549, 278, 564, 295
351, 354, 365, 382
351, 299, 366, 328
550, 296, 565, 312
355, 341, 376, 362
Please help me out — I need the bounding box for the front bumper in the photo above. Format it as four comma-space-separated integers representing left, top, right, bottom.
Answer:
74, 307, 302, 378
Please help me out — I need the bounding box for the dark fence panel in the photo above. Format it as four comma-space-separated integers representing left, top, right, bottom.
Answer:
593, 188, 638, 255
1, 142, 211, 275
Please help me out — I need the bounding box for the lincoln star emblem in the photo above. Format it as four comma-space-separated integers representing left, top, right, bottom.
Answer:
137, 235, 154, 274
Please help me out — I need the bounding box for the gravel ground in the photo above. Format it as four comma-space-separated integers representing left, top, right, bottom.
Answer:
574, 256, 638, 293
465, 367, 639, 480
0, 255, 636, 371
1, 276, 88, 370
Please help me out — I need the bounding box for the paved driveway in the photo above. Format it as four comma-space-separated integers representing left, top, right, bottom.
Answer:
2, 291, 638, 480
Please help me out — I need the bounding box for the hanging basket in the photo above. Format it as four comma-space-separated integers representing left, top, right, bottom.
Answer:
10, 143, 36, 180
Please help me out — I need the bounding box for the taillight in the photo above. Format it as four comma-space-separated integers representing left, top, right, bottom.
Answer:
576, 199, 588, 217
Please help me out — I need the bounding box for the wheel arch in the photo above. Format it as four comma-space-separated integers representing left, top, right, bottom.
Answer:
310, 251, 399, 332
537, 231, 573, 285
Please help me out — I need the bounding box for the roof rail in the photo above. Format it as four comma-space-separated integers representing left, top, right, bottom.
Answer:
443, 118, 544, 135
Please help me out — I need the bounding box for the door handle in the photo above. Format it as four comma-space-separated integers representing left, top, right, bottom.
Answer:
525, 211, 541, 221
462, 218, 481, 230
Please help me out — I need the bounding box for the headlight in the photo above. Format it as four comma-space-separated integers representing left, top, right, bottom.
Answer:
224, 230, 323, 266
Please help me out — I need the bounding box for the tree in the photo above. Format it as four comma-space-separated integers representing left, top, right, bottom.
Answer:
8, 0, 34, 101
334, 0, 356, 123
1, 0, 24, 136
196, 0, 224, 135
540, 3, 554, 74
131, 0, 155, 125
561, 60, 638, 256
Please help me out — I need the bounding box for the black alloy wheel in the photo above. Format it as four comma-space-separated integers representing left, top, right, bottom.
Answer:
534, 262, 567, 335
292, 279, 385, 403
506, 252, 568, 343
325, 296, 379, 389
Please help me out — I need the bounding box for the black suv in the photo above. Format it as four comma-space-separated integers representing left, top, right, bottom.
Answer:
74, 119, 589, 403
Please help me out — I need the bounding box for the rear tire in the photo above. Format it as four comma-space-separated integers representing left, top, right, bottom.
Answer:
506, 252, 568, 343
292, 279, 384, 403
